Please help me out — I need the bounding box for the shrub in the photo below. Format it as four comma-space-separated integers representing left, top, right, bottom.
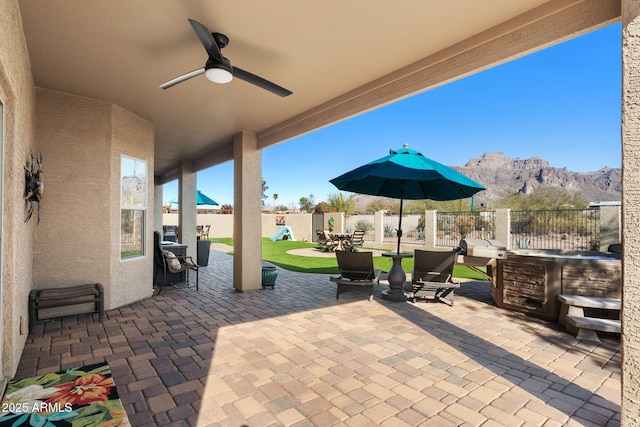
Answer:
384, 224, 395, 237
355, 220, 373, 232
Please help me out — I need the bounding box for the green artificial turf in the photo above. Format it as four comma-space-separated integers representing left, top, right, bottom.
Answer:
209, 237, 487, 280
210, 237, 233, 246
261, 238, 341, 274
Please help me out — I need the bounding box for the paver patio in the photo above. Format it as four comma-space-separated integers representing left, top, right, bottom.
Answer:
17, 248, 620, 426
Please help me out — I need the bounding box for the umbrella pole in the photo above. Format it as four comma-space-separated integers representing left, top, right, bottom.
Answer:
383, 183, 409, 302
397, 186, 404, 254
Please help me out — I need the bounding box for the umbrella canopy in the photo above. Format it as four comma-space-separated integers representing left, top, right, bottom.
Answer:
168, 190, 219, 206
330, 146, 486, 253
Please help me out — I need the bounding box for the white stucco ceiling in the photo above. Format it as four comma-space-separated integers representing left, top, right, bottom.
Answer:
18, 0, 612, 180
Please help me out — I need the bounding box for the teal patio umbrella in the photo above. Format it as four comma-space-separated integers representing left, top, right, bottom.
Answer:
169, 190, 219, 206
330, 146, 485, 254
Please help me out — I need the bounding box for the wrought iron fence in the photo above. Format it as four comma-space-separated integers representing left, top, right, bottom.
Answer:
509, 209, 600, 251
347, 208, 601, 251
383, 212, 425, 245
436, 211, 496, 247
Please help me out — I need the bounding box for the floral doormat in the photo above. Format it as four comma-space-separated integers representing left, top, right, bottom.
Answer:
0, 361, 130, 426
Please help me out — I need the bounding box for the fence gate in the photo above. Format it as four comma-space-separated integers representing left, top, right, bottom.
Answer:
312, 214, 324, 242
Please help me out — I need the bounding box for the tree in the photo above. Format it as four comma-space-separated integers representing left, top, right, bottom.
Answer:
570, 192, 589, 209
404, 199, 472, 212
299, 194, 315, 213
493, 187, 589, 210
327, 192, 356, 214
262, 179, 269, 207
365, 199, 400, 214
273, 193, 279, 209
314, 202, 331, 214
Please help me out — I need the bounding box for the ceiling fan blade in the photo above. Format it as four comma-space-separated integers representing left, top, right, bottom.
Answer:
159, 68, 205, 89
188, 19, 223, 61
232, 67, 292, 97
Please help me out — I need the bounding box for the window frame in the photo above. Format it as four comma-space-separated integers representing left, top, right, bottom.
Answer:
120, 155, 147, 259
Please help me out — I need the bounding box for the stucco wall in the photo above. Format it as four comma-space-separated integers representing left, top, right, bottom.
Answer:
0, 0, 37, 379
0, 1, 155, 380
622, 2, 640, 423
163, 213, 233, 239
34, 89, 112, 290
110, 105, 155, 308
262, 214, 312, 242
163, 213, 313, 241
34, 89, 154, 310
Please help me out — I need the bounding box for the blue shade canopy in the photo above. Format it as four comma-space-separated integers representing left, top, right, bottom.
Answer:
329, 147, 486, 201
168, 190, 219, 206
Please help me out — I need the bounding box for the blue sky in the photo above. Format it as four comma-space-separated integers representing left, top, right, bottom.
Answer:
164, 23, 621, 208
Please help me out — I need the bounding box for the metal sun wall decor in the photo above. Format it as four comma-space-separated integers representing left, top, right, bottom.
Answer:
24, 151, 44, 224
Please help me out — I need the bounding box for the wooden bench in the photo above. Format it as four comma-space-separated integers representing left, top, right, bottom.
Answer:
29, 283, 104, 333
557, 294, 621, 342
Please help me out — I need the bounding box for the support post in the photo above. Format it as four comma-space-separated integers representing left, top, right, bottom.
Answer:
233, 132, 262, 292
178, 161, 197, 259
154, 184, 163, 234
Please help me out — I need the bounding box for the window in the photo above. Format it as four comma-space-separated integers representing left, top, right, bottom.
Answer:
121, 156, 147, 258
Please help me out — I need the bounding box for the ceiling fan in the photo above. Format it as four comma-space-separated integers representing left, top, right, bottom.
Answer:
160, 19, 292, 97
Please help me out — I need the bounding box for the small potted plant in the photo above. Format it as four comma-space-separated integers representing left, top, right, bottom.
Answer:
261, 265, 277, 289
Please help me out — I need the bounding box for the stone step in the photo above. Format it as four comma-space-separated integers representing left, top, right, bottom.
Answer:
558, 294, 621, 310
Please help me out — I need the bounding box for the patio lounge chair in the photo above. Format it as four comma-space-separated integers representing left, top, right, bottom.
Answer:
154, 231, 199, 294
201, 225, 210, 239
411, 248, 462, 306
349, 230, 365, 250
317, 229, 338, 252
330, 251, 381, 300
316, 229, 326, 245
196, 224, 211, 240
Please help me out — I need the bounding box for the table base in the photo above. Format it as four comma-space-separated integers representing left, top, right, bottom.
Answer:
381, 252, 412, 302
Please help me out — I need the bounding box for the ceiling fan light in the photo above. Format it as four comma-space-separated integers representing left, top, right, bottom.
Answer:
205, 66, 233, 84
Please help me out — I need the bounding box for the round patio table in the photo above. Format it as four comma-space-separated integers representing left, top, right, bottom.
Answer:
330, 233, 352, 251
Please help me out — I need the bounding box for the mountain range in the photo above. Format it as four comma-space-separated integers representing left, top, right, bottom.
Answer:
351, 152, 621, 210
454, 152, 621, 206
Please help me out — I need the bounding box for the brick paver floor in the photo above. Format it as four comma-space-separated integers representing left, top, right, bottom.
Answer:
18, 248, 620, 426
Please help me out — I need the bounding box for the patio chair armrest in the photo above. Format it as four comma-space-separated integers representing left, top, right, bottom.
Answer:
414, 271, 444, 277
412, 273, 451, 283
412, 280, 460, 290
176, 255, 199, 267
330, 270, 380, 284
330, 276, 378, 286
